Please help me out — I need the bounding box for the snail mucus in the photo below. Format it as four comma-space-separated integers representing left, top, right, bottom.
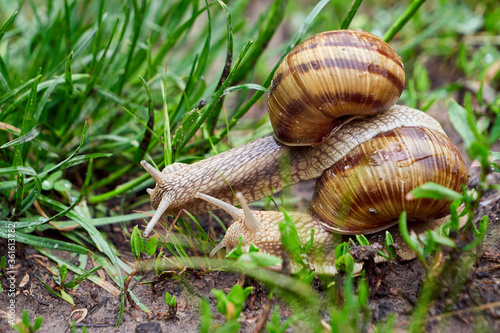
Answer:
140, 30, 469, 274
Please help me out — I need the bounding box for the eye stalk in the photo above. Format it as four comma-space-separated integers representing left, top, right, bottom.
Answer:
141, 160, 167, 184
140, 160, 172, 236
195, 192, 260, 256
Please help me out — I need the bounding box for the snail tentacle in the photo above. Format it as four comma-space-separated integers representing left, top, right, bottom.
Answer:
143, 194, 172, 236
235, 192, 259, 233
195, 192, 241, 220
141, 160, 167, 184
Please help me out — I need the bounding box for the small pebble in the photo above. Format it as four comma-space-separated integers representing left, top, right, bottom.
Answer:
389, 287, 399, 296
135, 322, 162, 333
475, 271, 489, 279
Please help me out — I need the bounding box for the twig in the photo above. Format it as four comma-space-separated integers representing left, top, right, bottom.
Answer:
253, 297, 274, 333
427, 301, 500, 322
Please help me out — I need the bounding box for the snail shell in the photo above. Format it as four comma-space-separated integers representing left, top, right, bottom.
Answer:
268, 29, 405, 146
311, 126, 469, 234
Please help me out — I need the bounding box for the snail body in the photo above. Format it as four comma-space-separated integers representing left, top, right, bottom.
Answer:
195, 192, 462, 275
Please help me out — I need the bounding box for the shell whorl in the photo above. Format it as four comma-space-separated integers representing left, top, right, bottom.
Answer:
311, 126, 469, 234
268, 29, 405, 146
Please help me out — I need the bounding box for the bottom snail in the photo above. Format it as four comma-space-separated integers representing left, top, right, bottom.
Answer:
194, 123, 468, 274
195, 192, 466, 275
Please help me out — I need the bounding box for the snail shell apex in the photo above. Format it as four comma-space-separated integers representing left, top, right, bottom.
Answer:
268, 29, 406, 146
311, 126, 469, 234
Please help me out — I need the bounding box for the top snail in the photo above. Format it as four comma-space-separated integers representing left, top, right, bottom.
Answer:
139, 30, 468, 271
268, 29, 405, 146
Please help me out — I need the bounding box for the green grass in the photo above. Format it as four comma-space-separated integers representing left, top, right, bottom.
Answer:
1, 0, 499, 331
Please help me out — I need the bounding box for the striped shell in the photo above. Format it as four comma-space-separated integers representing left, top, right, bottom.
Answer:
268, 29, 405, 146
310, 126, 468, 234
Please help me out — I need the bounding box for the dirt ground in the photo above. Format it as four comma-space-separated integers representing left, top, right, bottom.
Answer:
0, 151, 499, 332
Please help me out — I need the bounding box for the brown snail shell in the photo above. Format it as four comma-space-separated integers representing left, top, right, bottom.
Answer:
268, 29, 405, 146
311, 126, 469, 234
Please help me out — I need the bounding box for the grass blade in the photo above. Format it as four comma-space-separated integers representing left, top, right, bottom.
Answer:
37, 195, 124, 287
0, 229, 87, 254
0, 11, 18, 92
115, 0, 147, 94
151, 5, 210, 69
82, 17, 119, 102
206, 0, 234, 134
383, 0, 427, 42
63, 265, 103, 288
340, 0, 363, 29
63, 0, 72, 52
134, 76, 155, 164
0, 166, 41, 190
0, 127, 39, 149
36, 275, 75, 306
161, 68, 173, 166
173, 40, 254, 155
64, 51, 74, 99
33, 78, 57, 124
0, 75, 42, 105
232, 0, 287, 84
0, 11, 18, 43
0, 57, 10, 93
37, 247, 120, 296
11, 68, 42, 217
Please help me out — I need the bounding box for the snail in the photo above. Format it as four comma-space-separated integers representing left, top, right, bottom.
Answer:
139, 30, 469, 273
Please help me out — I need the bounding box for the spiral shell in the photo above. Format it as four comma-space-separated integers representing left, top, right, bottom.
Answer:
268, 29, 405, 146
310, 126, 468, 234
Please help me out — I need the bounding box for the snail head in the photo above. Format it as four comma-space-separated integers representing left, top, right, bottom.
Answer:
194, 192, 280, 257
